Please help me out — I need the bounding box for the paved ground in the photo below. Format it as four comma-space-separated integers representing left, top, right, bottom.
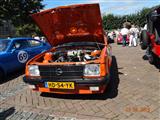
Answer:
0, 43, 160, 120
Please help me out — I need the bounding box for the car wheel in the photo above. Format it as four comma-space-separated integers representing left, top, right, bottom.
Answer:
148, 52, 156, 64
140, 30, 150, 50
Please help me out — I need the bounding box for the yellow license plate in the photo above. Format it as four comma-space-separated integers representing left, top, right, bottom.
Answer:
46, 82, 75, 89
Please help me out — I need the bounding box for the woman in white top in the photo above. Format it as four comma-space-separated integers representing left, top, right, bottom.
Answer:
129, 25, 137, 47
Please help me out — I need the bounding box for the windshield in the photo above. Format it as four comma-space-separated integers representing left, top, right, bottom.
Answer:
0, 40, 10, 52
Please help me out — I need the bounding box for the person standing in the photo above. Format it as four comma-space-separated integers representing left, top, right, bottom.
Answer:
129, 25, 137, 47
135, 25, 140, 45
121, 26, 129, 46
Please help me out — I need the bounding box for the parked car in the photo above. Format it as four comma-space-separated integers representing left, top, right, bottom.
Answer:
0, 38, 51, 79
140, 6, 160, 65
23, 3, 112, 94
117, 33, 129, 44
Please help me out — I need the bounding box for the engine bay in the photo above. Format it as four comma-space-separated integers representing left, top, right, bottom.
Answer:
43, 48, 101, 63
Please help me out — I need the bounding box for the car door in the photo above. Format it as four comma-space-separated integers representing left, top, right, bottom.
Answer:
7, 39, 32, 71
27, 39, 48, 56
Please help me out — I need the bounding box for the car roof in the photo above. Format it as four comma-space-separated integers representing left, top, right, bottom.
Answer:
9, 37, 35, 41
0, 37, 41, 42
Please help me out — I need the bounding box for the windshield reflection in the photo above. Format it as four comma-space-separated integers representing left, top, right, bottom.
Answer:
0, 40, 10, 52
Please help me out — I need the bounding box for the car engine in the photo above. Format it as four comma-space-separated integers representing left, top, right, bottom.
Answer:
43, 49, 101, 63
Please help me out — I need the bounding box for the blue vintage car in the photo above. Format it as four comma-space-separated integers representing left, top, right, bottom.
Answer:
0, 37, 51, 79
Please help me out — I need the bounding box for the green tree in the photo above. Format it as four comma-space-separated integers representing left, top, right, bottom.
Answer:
103, 14, 121, 30
102, 6, 157, 30
138, 8, 151, 27
0, 0, 44, 36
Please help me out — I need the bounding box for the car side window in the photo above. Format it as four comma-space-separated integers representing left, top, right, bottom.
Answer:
28, 40, 42, 47
13, 40, 30, 50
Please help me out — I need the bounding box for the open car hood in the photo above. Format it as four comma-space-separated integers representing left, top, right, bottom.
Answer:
31, 3, 104, 46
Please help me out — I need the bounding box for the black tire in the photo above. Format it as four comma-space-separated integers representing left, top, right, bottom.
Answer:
140, 30, 150, 50
148, 52, 157, 64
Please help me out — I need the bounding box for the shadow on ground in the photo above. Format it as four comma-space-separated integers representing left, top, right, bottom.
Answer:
0, 107, 15, 120
0, 70, 24, 84
41, 56, 120, 100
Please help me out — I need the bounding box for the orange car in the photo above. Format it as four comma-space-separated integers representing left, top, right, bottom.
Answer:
23, 3, 112, 94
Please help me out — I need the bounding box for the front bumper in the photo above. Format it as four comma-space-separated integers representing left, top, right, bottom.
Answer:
23, 76, 110, 94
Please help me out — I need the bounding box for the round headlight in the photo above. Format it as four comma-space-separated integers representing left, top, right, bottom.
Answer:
84, 64, 100, 76
28, 65, 40, 76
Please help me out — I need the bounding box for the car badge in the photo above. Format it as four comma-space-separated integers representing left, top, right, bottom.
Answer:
56, 68, 63, 75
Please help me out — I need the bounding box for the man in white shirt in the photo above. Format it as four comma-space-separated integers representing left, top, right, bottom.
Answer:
121, 27, 129, 46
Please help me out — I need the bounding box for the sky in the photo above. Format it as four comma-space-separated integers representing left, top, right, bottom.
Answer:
42, 0, 160, 15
